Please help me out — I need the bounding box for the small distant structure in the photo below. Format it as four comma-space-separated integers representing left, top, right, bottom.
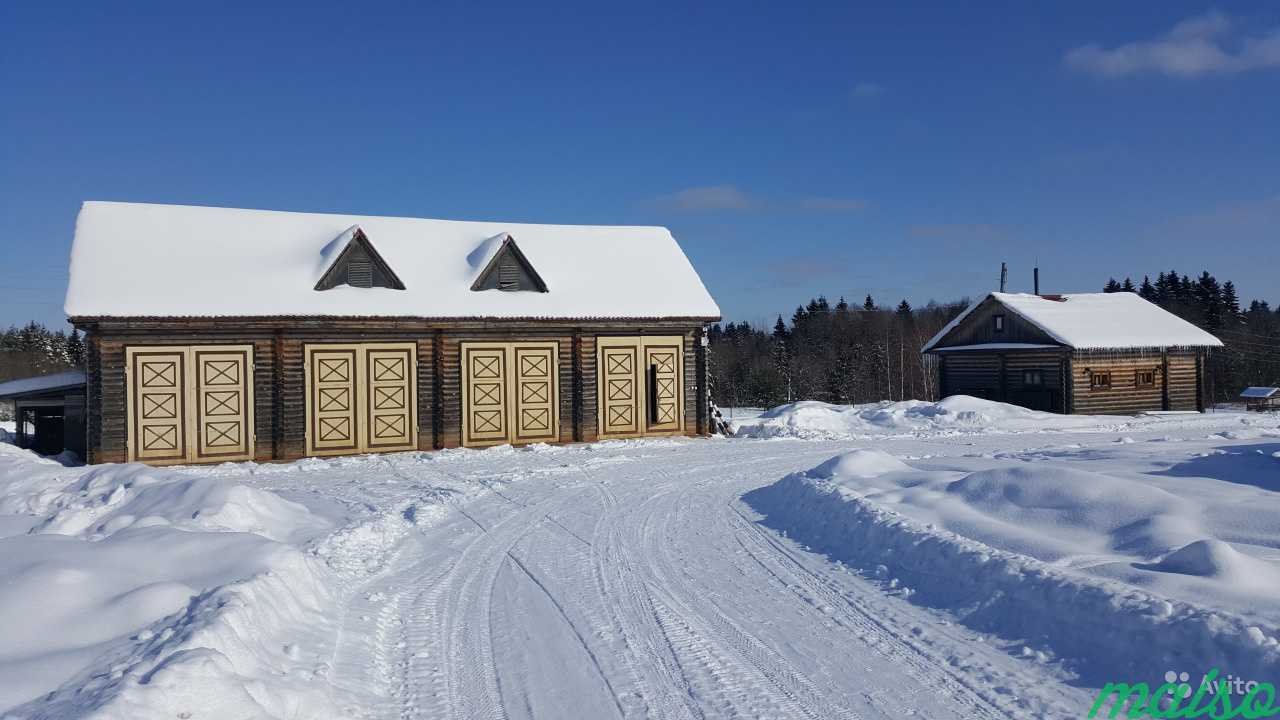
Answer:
1241, 387, 1279, 412
921, 292, 1223, 415
0, 370, 87, 456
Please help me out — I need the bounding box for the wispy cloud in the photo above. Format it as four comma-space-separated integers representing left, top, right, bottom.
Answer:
658, 185, 757, 212
851, 82, 884, 98
1065, 11, 1280, 78
798, 196, 870, 213
657, 186, 869, 214
906, 223, 1008, 242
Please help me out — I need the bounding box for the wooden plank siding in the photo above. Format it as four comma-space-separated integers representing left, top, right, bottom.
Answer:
72, 318, 710, 464
930, 296, 1058, 347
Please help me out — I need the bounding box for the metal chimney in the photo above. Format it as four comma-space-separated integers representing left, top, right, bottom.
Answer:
1034, 267, 1040, 295
1000, 262, 1007, 292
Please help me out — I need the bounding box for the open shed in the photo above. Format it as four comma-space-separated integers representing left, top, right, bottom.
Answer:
1241, 387, 1280, 412
0, 370, 87, 457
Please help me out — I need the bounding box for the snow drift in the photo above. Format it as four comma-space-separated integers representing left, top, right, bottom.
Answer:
0, 443, 343, 717
746, 448, 1280, 686
734, 396, 1108, 439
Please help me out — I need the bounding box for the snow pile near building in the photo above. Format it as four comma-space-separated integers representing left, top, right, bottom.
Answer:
0, 442, 344, 718
734, 396, 1107, 439
746, 447, 1280, 685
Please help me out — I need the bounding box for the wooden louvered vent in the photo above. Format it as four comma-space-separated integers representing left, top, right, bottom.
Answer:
498, 257, 520, 290
347, 260, 373, 288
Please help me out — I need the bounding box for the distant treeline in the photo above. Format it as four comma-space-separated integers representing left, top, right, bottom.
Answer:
709, 271, 1280, 410
0, 322, 85, 421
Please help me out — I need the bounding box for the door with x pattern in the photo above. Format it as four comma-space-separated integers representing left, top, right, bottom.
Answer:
461, 341, 559, 447
126, 345, 255, 465
305, 343, 417, 457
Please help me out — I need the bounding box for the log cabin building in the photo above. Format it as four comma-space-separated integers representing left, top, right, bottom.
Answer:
65, 202, 721, 465
921, 292, 1222, 415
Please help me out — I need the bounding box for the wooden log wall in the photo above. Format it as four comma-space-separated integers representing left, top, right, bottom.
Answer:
73, 318, 710, 464
1070, 349, 1200, 415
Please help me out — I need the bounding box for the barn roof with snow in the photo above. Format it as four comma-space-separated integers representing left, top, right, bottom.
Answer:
65, 201, 720, 320
922, 292, 1223, 352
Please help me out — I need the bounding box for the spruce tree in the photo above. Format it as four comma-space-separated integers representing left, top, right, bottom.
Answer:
863, 294, 876, 311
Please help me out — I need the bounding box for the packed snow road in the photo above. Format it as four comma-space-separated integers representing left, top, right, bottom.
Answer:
6, 402, 1276, 718
316, 439, 1092, 720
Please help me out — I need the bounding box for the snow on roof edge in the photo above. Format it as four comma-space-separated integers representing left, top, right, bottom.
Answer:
922, 292, 1223, 352
0, 370, 87, 398
64, 201, 720, 319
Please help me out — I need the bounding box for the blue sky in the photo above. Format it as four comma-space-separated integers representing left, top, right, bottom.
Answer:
2, 1, 1278, 329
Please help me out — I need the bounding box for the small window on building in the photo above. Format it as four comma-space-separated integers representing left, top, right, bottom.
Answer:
347, 260, 373, 288
1023, 369, 1044, 387
1135, 369, 1155, 389
1090, 371, 1111, 390
993, 314, 1005, 333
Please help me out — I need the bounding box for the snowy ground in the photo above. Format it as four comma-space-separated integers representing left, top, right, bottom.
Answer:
0, 400, 1278, 718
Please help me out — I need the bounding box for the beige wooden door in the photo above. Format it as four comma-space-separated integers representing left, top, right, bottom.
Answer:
512, 343, 559, 444
127, 348, 189, 463
305, 343, 417, 457
306, 345, 361, 456
645, 342, 682, 432
597, 336, 684, 439
461, 342, 560, 447
365, 345, 416, 452
462, 345, 509, 446
192, 346, 254, 462
598, 340, 641, 437
126, 345, 255, 465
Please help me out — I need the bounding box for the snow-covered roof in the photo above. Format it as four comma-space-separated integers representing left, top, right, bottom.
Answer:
0, 370, 86, 399
65, 202, 721, 320
930, 343, 1060, 352
1240, 387, 1279, 399
922, 292, 1223, 352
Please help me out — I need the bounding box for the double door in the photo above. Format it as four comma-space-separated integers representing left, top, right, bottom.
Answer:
126, 344, 255, 465
597, 336, 683, 438
461, 341, 560, 447
305, 343, 417, 456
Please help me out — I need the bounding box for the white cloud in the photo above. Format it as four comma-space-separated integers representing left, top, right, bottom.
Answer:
659, 185, 757, 212
1064, 11, 1280, 78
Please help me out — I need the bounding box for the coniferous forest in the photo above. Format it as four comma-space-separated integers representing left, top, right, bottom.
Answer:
708, 271, 1280, 410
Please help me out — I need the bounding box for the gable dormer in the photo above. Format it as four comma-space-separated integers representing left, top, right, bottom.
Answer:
315, 226, 406, 291
470, 234, 548, 293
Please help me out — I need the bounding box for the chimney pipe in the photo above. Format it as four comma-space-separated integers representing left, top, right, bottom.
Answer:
1000, 262, 1007, 293
1034, 267, 1040, 295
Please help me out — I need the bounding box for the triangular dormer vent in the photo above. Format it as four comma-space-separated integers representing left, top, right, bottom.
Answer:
470, 234, 548, 293
315, 226, 406, 291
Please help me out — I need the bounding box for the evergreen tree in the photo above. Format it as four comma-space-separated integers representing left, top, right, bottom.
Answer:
1103, 278, 1121, 293
835, 296, 849, 312
1139, 275, 1156, 302
772, 316, 788, 341
863, 294, 875, 311
1121, 277, 1136, 293
1221, 281, 1242, 324
897, 299, 912, 315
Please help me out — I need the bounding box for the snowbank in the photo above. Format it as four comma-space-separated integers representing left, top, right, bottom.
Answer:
745, 448, 1280, 686
734, 396, 1109, 439
0, 445, 343, 717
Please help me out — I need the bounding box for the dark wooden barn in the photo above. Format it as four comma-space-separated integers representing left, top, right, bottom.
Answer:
921, 292, 1222, 415
0, 370, 87, 457
64, 202, 721, 466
